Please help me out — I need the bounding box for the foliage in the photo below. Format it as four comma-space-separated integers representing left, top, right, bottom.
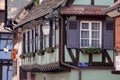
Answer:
34, 0, 39, 5
81, 48, 101, 54
45, 47, 54, 53
36, 50, 45, 56
19, 54, 25, 59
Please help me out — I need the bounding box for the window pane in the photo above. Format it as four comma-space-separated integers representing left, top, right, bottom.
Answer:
73, 0, 91, 5
92, 31, 100, 38
82, 23, 89, 29
95, 0, 114, 6
91, 40, 100, 47
81, 31, 89, 38
92, 23, 100, 30
81, 39, 89, 47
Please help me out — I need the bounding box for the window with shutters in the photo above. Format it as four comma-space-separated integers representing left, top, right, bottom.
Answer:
80, 21, 102, 48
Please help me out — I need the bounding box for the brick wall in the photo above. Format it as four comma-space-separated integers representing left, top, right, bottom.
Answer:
115, 17, 120, 51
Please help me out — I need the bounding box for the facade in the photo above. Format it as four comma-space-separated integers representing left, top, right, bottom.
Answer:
0, 9, 13, 80
13, 0, 120, 80
105, 0, 120, 74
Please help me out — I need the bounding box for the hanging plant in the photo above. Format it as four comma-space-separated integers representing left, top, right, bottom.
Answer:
36, 50, 45, 56
45, 47, 54, 54
19, 54, 25, 59
24, 52, 35, 58
81, 48, 101, 54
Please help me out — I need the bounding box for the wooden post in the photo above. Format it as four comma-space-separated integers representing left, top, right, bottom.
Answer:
0, 66, 2, 80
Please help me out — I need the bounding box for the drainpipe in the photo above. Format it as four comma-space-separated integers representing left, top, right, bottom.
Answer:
59, 16, 81, 80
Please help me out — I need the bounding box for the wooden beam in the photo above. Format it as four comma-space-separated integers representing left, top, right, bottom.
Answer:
67, 48, 77, 63
0, 66, 2, 80
89, 54, 93, 65
103, 49, 113, 63
76, 49, 80, 64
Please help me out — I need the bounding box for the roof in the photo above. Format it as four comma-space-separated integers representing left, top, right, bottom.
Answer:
60, 5, 108, 15
14, 0, 67, 28
109, 0, 120, 8
104, 0, 120, 13
103, 0, 120, 17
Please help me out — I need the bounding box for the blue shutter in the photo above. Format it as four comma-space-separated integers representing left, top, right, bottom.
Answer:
103, 18, 114, 49
67, 20, 80, 48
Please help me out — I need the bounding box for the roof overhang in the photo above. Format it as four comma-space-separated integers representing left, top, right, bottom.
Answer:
13, 0, 68, 29
104, 1, 120, 18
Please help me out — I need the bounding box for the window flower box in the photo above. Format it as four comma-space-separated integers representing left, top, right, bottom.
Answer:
19, 54, 25, 59
81, 48, 101, 54
36, 50, 45, 56
45, 47, 54, 54
24, 52, 35, 58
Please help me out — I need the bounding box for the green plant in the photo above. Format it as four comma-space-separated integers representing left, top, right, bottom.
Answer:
34, 0, 39, 5
19, 54, 25, 59
45, 47, 54, 53
36, 50, 45, 56
24, 52, 35, 57
81, 48, 101, 54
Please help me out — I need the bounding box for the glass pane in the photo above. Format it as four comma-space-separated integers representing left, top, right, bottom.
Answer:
95, 0, 114, 6
81, 39, 89, 47
81, 31, 89, 38
92, 23, 100, 30
92, 31, 100, 38
73, 0, 91, 5
91, 40, 100, 48
82, 23, 89, 29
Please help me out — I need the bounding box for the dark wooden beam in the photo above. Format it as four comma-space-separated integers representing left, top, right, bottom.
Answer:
89, 54, 93, 65
0, 66, 2, 80
0, 59, 13, 66
103, 49, 113, 63
67, 48, 77, 64
76, 49, 80, 64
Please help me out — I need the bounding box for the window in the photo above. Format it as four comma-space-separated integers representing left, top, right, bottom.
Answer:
73, 0, 114, 5
73, 0, 91, 5
80, 21, 102, 48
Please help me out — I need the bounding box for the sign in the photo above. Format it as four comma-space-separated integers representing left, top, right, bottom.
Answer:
11, 48, 16, 60
115, 56, 120, 71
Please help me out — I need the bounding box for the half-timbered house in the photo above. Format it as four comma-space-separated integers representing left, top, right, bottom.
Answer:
13, 0, 120, 80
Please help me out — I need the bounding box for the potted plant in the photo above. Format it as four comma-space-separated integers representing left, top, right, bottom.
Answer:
24, 52, 35, 58
81, 48, 101, 54
45, 47, 54, 54
19, 54, 25, 59
36, 50, 45, 56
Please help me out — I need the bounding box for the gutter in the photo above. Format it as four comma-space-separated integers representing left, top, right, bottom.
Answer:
59, 16, 81, 80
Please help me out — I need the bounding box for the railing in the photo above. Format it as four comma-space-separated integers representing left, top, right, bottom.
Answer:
21, 49, 59, 66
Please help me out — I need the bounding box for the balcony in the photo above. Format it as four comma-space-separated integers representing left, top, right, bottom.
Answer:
20, 49, 61, 72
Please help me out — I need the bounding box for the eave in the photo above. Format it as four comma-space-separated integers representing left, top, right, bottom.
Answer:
21, 62, 70, 72
13, 0, 68, 29
104, 0, 120, 18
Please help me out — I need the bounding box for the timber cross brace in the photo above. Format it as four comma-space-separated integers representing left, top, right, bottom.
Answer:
66, 48, 113, 67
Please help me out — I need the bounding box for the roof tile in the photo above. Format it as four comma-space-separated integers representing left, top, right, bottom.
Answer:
60, 5, 108, 15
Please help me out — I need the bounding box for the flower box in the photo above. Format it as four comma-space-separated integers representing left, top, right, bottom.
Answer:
81, 48, 101, 54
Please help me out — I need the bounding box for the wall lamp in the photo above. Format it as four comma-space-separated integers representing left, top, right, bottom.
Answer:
42, 21, 50, 36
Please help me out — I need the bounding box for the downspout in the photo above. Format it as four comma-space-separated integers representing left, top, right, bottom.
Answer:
59, 16, 81, 80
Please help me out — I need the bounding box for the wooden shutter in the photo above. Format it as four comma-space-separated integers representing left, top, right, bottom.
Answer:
67, 20, 80, 48
103, 17, 114, 49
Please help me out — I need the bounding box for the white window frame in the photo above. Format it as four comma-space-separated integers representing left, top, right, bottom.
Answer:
80, 21, 102, 48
